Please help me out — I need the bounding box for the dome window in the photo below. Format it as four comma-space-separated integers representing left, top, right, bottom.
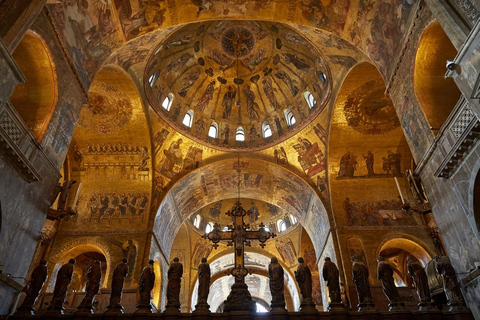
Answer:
162, 93, 173, 111
148, 71, 159, 87
208, 122, 218, 138
290, 214, 297, 225
277, 219, 286, 232
205, 222, 214, 233
284, 109, 296, 126
182, 110, 194, 127
193, 214, 201, 228
304, 91, 316, 109
236, 127, 245, 141
317, 70, 327, 84
262, 122, 272, 138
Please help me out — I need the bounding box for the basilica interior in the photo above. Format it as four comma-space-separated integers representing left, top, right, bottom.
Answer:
0, 0, 480, 318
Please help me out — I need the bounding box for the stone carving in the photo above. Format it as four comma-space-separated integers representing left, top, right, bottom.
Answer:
195, 258, 210, 312
295, 257, 316, 310
106, 259, 129, 314
434, 256, 469, 311
377, 256, 405, 310
406, 257, 431, 309
351, 256, 375, 311
166, 257, 183, 311
16, 260, 48, 315
322, 257, 342, 309
268, 256, 285, 310
48, 259, 76, 314
76, 260, 102, 314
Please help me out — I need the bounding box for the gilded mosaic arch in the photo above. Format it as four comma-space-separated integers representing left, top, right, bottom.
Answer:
48, 239, 113, 286
375, 234, 434, 265
153, 158, 330, 258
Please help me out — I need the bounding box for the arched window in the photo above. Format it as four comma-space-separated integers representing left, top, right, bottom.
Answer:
182, 110, 194, 127
304, 91, 316, 108
290, 214, 297, 225
208, 122, 218, 138
277, 219, 286, 232
149, 71, 159, 87
193, 214, 201, 228
162, 93, 173, 111
284, 109, 296, 126
262, 122, 272, 138
236, 127, 245, 141
205, 222, 214, 233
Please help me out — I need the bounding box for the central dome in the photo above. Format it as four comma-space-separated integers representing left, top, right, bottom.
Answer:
145, 21, 331, 151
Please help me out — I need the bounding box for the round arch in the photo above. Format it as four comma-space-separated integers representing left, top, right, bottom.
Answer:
153, 158, 330, 258
376, 235, 433, 287
47, 241, 112, 290
376, 234, 434, 266
10, 31, 58, 141
414, 20, 461, 133
189, 252, 300, 312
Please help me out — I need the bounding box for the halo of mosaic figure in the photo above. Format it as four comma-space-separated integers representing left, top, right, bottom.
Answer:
14, 254, 471, 316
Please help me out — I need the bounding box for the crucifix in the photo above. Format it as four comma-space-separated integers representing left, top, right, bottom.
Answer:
203, 201, 276, 283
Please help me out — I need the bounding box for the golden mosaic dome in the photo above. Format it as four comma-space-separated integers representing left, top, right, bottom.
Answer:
145, 20, 331, 151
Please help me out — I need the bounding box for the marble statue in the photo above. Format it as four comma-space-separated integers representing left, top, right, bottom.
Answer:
295, 256, 316, 311
377, 256, 404, 309
434, 256, 467, 310
77, 260, 102, 313
351, 256, 374, 310
322, 257, 342, 304
137, 259, 155, 310
195, 258, 210, 312
268, 256, 285, 309
166, 257, 183, 311
106, 259, 129, 313
406, 257, 431, 304
16, 260, 48, 315
49, 259, 76, 312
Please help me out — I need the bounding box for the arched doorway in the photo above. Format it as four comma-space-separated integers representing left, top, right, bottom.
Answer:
189, 252, 300, 312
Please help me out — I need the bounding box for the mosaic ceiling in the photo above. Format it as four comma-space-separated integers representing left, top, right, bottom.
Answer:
144, 20, 332, 151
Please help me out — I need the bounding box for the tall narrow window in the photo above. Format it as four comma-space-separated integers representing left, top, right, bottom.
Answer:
182, 110, 194, 127
290, 214, 297, 225
317, 70, 327, 84
304, 91, 316, 108
205, 222, 214, 233
162, 93, 173, 111
262, 121, 272, 138
236, 127, 245, 141
193, 214, 201, 228
149, 71, 159, 87
277, 219, 286, 232
284, 109, 296, 126
208, 122, 218, 138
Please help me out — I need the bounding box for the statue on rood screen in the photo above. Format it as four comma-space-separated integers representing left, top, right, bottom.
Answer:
166, 257, 183, 310
268, 256, 285, 308
16, 260, 48, 314
49, 259, 76, 312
